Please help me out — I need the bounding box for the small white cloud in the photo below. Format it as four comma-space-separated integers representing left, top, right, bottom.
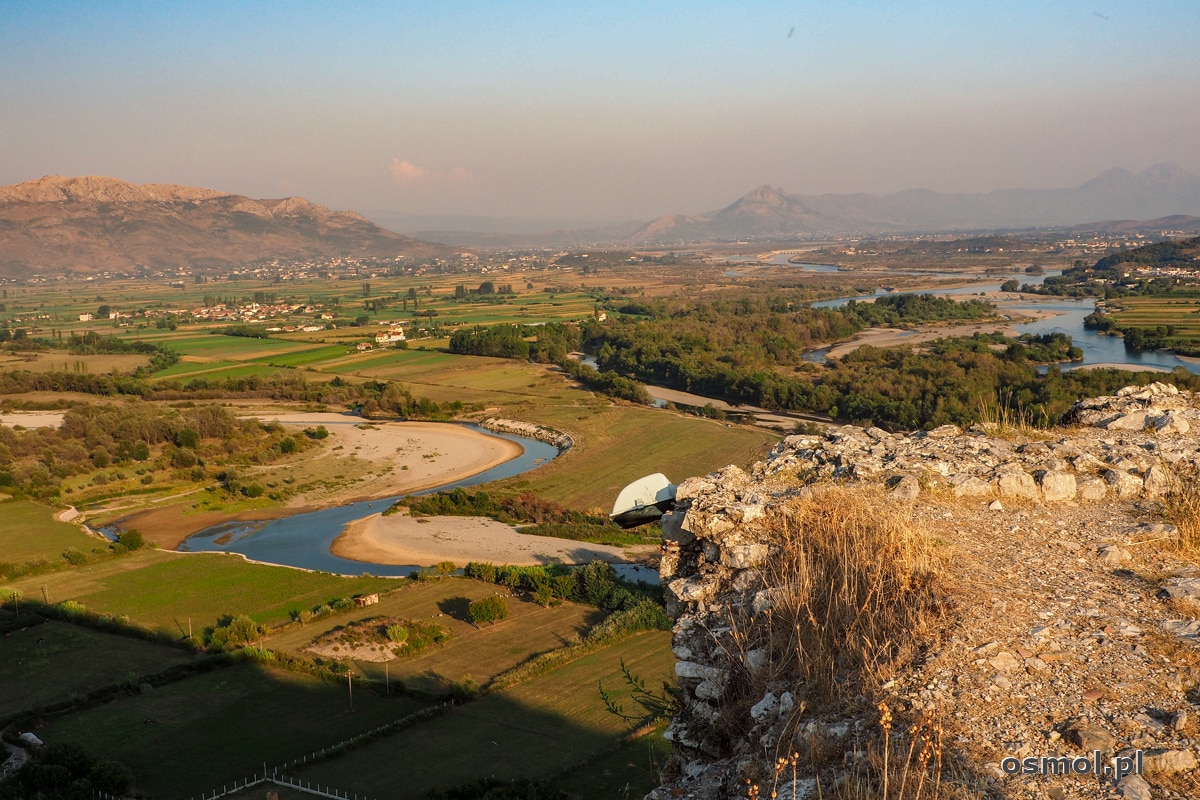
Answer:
389, 158, 471, 187
389, 158, 430, 182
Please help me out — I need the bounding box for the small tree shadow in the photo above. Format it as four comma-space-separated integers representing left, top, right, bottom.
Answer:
437, 596, 472, 622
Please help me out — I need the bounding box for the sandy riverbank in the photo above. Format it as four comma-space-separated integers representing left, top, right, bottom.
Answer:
114, 414, 523, 550
821, 307, 1061, 360
1067, 362, 1171, 373
332, 510, 648, 568
0, 412, 65, 428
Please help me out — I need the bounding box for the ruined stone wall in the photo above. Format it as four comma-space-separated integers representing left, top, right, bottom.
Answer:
649, 383, 1200, 800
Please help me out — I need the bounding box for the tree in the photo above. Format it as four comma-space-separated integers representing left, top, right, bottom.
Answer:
467, 595, 509, 626
1000, 279, 1020, 292
116, 529, 145, 551
97, 304, 111, 318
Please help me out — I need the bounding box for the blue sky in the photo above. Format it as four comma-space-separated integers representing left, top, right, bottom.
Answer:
2, 1, 1198, 226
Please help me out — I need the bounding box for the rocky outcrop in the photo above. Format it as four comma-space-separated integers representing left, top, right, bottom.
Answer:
757, 383, 1200, 506
649, 384, 1200, 800
480, 418, 573, 452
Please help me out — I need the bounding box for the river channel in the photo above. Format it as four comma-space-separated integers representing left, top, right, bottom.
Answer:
808, 274, 1200, 374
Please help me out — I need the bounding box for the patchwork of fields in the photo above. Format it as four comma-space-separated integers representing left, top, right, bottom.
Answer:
1, 548, 673, 799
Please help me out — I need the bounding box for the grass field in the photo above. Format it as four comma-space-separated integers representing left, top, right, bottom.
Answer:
265, 578, 603, 693
2, 551, 399, 632
1, 499, 102, 562
1107, 297, 1200, 339
0, 620, 197, 720
291, 345, 780, 511
153, 334, 316, 359
248, 344, 353, 367
289, 630, 673, 798
44, 662, 432, 797
499, 401, 779, 511
151, 358, 242, 378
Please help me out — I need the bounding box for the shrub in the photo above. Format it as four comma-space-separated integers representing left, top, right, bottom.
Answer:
467, 595, 509, 626
62, 547, 89, 566
385, 624, 408, 644
115, 529, 145, 551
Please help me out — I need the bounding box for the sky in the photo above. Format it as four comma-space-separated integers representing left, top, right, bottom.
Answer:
2, 1, 1199, 228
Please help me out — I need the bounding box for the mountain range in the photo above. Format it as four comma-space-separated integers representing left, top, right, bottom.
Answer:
621, 164, 1200, 243
0, 175, 450, 276
3, 167, 1200, 273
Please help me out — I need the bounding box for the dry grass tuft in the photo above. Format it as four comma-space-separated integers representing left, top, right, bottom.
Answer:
1162, 461, 1200, 557
763, 485, 947, 705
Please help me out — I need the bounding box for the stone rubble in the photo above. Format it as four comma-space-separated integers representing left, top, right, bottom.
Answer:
648, 385, 1200, 800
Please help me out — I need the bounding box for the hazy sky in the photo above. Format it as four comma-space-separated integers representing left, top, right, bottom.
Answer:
3, 1, 1199, 226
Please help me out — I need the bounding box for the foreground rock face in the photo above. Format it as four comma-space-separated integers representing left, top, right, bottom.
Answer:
649, 384, 1200, 800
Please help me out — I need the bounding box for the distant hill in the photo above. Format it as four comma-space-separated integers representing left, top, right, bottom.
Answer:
626, 164, 1200, 243
0, 175, 452, 276
1066, 214, 1200, 235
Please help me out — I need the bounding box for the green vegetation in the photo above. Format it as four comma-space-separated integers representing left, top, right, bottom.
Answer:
2, 551, 396, 632
0, 620, 196, 721
43, 663, 431, 798
394, 488, 653, 546
467, 595, 509, 625
0, 499, 98, 563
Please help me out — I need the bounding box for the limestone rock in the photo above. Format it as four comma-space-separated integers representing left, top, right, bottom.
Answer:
1142, 748, 1197, 773
995, 469, 1039, 500
1039, 470, 1077, 502
1067, 720, 1118, 752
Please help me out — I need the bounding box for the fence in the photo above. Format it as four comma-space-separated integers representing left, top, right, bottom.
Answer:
94, 768, 377, 800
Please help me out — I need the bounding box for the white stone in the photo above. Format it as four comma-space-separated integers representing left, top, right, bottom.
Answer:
1039, 470, 1077, 502
749, 691, 778, 721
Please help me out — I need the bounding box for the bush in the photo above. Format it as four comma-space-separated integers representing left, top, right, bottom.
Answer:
115, 529, 145, 551
467, 596, 509, 626
62, 548, 89, 566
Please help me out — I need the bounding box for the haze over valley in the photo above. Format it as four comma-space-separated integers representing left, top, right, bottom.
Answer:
5, 3, 1200, 800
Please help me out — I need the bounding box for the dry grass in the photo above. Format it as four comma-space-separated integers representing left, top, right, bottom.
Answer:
763, 486, 946, 704
1162, 461, 1200, 556
710, 486, 950, 777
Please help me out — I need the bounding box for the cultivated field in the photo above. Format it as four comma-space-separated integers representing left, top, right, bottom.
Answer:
265, 578, 604, 693
288, 630, 673, 799
2, 551, 399, 632
0, 499, 101, 562
0, 620, 197, 720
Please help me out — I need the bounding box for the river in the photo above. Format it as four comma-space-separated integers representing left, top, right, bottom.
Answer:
808, 273, 1200, 374
152, 424, 657, 582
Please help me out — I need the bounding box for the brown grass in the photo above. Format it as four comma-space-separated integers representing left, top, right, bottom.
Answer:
763, 486, 945, 704
1162, 461, 1200, 556
711, 486, 950, 780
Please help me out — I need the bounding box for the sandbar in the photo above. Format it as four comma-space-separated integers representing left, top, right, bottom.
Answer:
1067, 362, 1171, 373
333, 510, 645, 568
114, 413, 523, 549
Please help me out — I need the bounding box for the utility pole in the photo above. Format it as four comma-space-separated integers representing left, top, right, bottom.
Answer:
40, 585, 48, 604
385, 661, 389, 695
347, 671, 354, 712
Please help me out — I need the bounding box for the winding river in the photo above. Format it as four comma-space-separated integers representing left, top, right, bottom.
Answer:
807, 270, 1200, 375
147, 424, 658, 582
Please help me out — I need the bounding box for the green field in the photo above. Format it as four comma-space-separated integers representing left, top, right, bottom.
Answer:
249, 344, 354, 367
1, 500, 101, 562
151, 358, 242, 378
289, 630, 673, 798
1107, 296, 1200, 338
500, 402, 779, 511
45, 662, 432, 797
0, 620, 197, 720
265, 579, 604, 693
2, 551, 398, 632
151, 334, 317, 359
